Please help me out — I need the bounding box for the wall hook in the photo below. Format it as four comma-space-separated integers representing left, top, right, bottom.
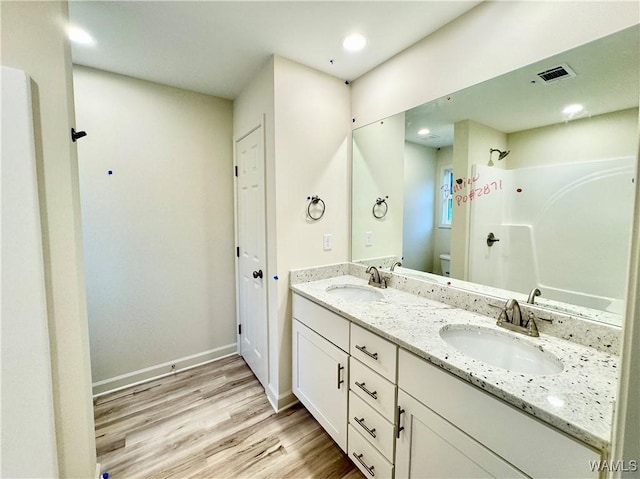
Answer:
487, 232, 500, 247
71, 128, 87, 142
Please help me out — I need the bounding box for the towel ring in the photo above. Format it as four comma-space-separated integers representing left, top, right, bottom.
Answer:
372, 197, 388, 219
307, 195, 326, 220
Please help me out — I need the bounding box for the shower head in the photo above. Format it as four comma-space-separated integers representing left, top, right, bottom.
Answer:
490, 148, 510, 160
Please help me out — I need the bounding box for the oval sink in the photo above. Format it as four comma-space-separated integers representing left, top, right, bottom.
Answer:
326, 284, 384, 303
439, 325, 563, 376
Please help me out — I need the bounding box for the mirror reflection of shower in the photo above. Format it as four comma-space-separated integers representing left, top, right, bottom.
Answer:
488, 148, 510, 166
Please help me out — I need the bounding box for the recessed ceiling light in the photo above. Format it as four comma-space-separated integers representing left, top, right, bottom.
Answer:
343, 33, 366, 52
67, 26, 95, 46
418, 128, 430, 136
562, 104, 583, 116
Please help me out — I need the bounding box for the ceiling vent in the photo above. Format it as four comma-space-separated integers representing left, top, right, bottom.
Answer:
536, 63, 577, 84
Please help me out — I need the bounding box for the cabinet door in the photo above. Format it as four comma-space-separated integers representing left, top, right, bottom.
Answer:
396, 390, 527, 479
292, 319, 348, 452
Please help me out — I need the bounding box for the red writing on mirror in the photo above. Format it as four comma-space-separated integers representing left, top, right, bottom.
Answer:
455, 180, 503, 206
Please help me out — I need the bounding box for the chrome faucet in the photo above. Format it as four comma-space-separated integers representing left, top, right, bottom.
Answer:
391, 261, 402, 272
527, 288, 542, 304
505, 298, 522, 326
496, 298, 539, 337
366, 265, 387, 289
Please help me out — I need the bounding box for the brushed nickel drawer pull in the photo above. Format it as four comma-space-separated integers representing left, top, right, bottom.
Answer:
337, 364, 344, 390
354, 416, 377, 438
352, 452, 375, 476
396, 406, 406, 438
355, 344, 379, 360
355, 381, 378, 400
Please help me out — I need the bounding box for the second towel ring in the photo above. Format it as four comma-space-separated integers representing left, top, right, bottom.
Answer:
307, 195, 326, 220
373, 196, 388, 219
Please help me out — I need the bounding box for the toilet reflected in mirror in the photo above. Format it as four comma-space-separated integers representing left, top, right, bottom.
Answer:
439, 253, 450, 277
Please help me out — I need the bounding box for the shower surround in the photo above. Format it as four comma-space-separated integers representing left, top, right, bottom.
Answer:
468, 157, 635, 316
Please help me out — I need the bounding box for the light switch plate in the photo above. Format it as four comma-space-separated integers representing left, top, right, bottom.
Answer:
323, 233, 332, 251
365, 231, 373, 247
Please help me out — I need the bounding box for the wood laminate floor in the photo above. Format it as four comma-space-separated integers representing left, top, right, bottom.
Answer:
94, 355, 361, 479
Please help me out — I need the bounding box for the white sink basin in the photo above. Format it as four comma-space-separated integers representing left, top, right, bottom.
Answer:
325, 284, 384, 303
440, 325, 563, 376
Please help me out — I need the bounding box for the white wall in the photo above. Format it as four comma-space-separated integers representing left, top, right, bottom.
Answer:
273, 56, 351, 406
352, 114, 405, 262
233, 57, 280, 406
507, 108, 639, 169
451, 120, 507, 279
612, 131, 640, 472
233, 56, 351, 410
403, 141, 437, 272
73, 66, 236, 392
351, 1, 639, 128
0, 2, 97, 476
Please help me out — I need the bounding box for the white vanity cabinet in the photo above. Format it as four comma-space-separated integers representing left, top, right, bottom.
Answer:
292, 295, 349, 452
292, 291, 603, 479
397, 349, 601, 479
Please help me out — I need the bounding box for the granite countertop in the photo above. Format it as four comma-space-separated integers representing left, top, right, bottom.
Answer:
291, 274, 619, 452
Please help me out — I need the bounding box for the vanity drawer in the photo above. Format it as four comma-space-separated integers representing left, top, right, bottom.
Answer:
349, 391, 395, 461
350, 358, 396, 421
292, 294, 349, 352
348, 424, 394, 479
351, 324, 397, 382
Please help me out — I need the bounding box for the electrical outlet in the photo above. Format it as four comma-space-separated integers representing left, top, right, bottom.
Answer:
323, 233, 332, 251
365, 231, 373, 247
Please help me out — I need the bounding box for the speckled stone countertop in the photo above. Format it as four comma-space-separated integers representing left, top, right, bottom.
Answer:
290, 274, 619, 452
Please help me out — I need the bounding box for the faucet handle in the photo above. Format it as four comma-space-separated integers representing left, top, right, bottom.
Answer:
525, 311, 539, 337
496, 308, 508, 326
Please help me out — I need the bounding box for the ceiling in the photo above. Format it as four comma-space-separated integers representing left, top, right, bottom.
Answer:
403, 25, 640, 148
69, 1, 482, 100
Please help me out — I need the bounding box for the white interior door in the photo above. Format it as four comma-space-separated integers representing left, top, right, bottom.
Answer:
236, 125, 268, 387
1, 66, 59, 478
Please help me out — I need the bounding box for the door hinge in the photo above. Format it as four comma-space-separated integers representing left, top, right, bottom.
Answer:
236, 246, 240, 258
238, 324, 242, 335
234, 165, 238, 177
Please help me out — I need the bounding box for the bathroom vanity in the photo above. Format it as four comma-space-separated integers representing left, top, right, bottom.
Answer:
291, 264, 619, 479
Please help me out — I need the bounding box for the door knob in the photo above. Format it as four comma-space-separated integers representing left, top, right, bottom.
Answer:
252, 270, 263, 279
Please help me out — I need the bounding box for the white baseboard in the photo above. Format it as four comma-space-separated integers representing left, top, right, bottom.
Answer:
267, 387, 297, 413
95, 462, 102, 479
92, 344, 237, 396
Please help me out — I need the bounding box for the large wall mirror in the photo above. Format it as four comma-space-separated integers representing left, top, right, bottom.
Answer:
352, 25, 639, 327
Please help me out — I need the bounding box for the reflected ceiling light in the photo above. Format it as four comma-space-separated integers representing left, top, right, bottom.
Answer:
67, 26, 95, 46
547, 395, 565, 408
343, 33, 367, 52
562, 104, 584, 116
418, 128, 430, 136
